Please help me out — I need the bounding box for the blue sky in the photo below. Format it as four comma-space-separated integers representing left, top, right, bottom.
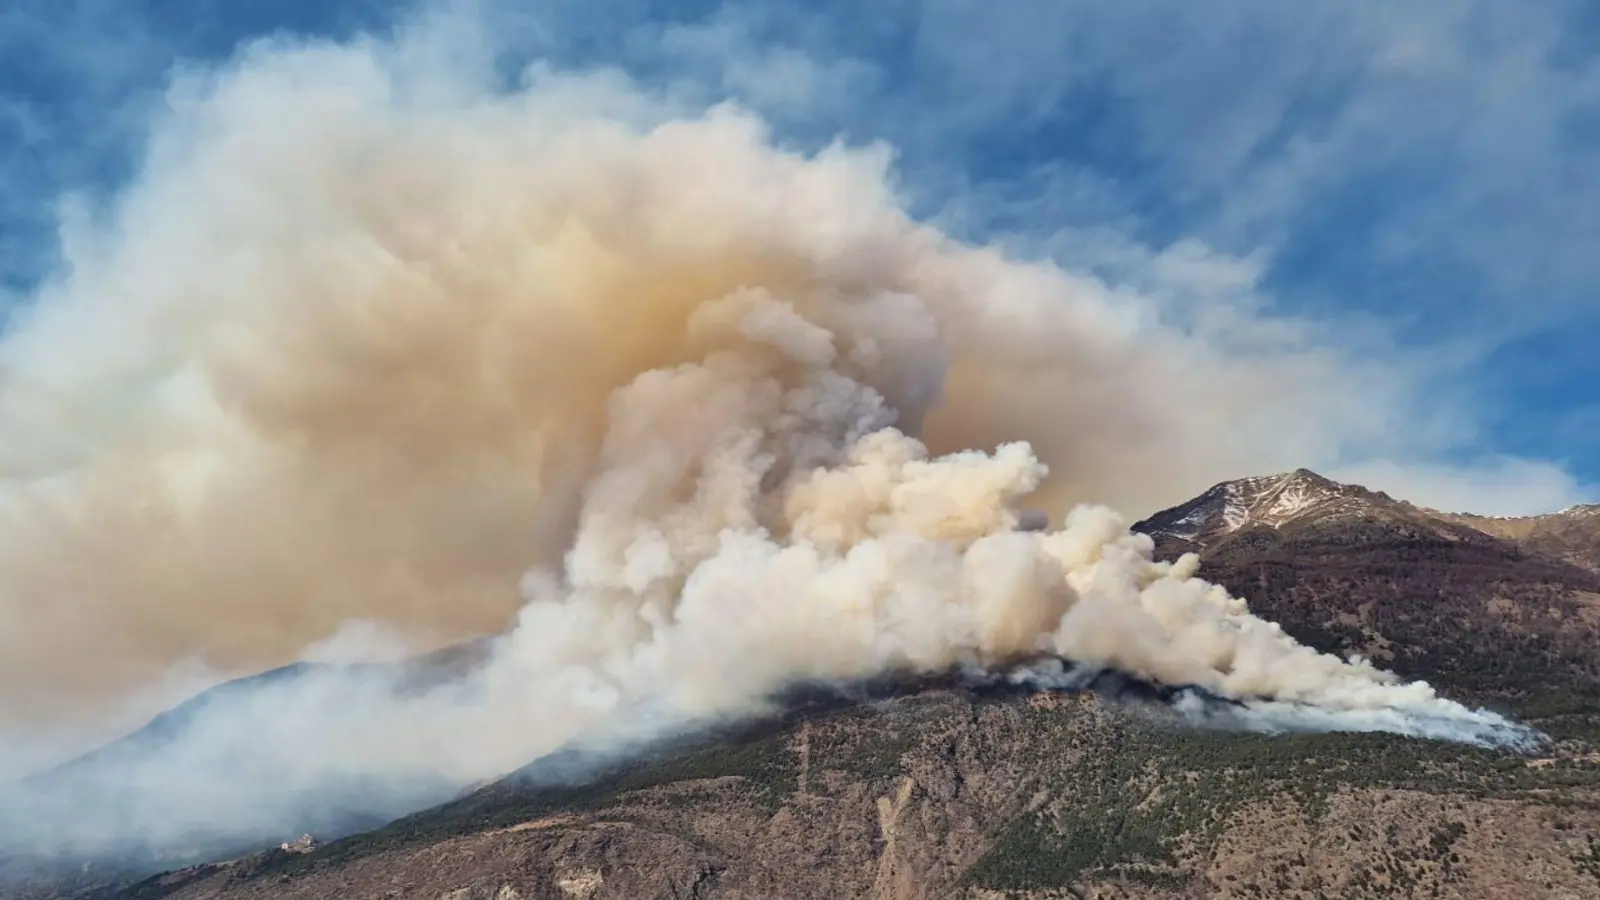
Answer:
1, 0, 1597, 514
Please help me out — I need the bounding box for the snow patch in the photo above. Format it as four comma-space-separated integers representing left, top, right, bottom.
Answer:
1139, 469, 1372, 542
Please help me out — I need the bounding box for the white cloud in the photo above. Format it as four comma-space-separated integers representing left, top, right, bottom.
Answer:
654, 14, 882, 123
1332, 457, 1596, 516
904, 0, 1600, 324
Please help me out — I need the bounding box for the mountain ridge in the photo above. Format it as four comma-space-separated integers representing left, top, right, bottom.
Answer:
1133, 468, 1600, 574
7, 468, 1600, 899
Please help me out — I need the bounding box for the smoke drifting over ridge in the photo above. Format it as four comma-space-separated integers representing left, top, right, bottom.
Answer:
0, 23, 1536, 854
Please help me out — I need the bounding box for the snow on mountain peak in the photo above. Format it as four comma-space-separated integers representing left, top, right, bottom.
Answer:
1133, 471, 1600, 571
1132, 469, 1383, 543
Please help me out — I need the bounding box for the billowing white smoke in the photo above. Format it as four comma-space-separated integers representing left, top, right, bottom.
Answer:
1001, 659, 1538, 750
0, 22, 1536, 858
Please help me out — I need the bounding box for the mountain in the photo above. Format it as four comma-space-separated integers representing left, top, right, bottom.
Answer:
0, 640, 498, 895
21, 638, 493, 790
1132, 468, 1393, 544
1134, 469, 1600, 574
7, 472, 1600, 900
34, 679, 1600, 900
1132, 469, 1600, 717
1131, 468, 1506, 559
1435, 504, 1600, 574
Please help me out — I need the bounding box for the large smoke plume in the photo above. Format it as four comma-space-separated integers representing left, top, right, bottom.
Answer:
0, 20, 1534, 860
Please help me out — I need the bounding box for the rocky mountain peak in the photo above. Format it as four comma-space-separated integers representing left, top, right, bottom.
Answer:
1130, 468, 1396, 545
1556, 502, 1600, 519
1135, 470, 1600, 574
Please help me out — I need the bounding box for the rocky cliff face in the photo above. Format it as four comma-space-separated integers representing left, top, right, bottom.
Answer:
9, 472, 1600, 900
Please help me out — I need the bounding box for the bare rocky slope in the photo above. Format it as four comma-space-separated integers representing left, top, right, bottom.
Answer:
6, 470, 1600, 900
